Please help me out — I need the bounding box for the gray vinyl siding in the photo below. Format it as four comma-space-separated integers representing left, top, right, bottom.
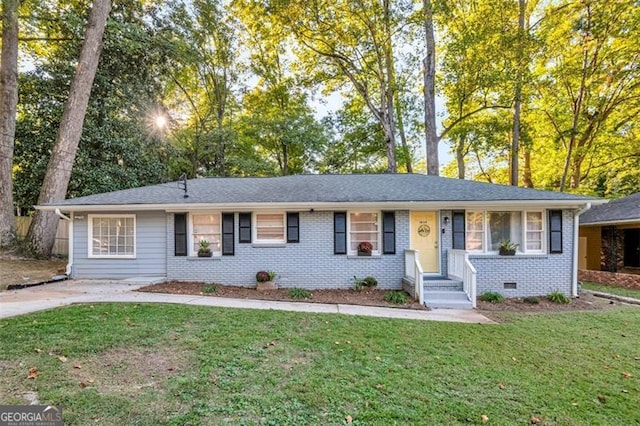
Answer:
167, 211, 409, 290
71, 211, 166, 279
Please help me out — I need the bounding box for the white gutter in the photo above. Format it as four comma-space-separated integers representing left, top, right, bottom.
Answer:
573, 203, 591, 297
55, 208, 73, 276
36, 199, 607, 213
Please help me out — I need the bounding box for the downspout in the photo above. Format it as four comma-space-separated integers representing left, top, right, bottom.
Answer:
55, 209, 73, 276
573, 203, 591, 297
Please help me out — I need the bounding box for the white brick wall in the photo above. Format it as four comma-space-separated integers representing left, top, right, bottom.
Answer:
466, 210, 575, 297
166, 211, 410, 290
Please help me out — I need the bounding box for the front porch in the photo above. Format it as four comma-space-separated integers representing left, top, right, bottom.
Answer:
403, 249, 476, 309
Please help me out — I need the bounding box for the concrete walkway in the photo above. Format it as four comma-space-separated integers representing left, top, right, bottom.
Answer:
0, 279, 495, 324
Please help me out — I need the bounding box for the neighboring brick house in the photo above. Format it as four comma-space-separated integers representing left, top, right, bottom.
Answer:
39, 174, 601, 309
579, 192, 640, 288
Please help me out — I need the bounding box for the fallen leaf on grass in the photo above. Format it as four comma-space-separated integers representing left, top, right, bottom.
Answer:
598, 394, 606, 403
58, 356, 67, 363
27, 367, 38, 379
481, 414, 489, 423
622, 372, 632, 378
498, 382, 505, 389
80, 382, 87, 389
530, 416, 541, 424
345, 415, 353, 423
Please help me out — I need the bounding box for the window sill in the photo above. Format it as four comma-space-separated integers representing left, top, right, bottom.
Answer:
88, 255, 136, 260
347, 254, 382, 259
251, 243, 286, 248
186, 256, 222, 261
468, 253, 548, 259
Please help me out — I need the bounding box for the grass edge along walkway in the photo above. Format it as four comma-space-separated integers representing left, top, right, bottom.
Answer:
0, 303, 638, 425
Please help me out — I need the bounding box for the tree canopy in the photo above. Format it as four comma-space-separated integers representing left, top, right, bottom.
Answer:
3, 0, 639, 242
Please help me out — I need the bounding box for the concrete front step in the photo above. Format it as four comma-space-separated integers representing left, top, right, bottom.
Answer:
423, 290, 473, 310
423, 276, 463, 292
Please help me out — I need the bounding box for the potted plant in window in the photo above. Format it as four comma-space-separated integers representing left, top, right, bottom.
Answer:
256, 270, 277, 290
499, 239, 518, 256
357, 241, 373, 256
198, 239, 212, 257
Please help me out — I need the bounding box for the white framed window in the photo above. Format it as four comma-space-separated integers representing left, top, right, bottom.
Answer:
88, 214, 136, 258
487, 211, 522, 251
254, 212, 286, 244
525, 211, 544, 252
466, 212, 485, 251
465, 210, 545, 254
348, 212, 380, 254
190, 213, 221, 255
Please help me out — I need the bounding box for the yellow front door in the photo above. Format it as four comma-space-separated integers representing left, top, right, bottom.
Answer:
410, 211, 439, 273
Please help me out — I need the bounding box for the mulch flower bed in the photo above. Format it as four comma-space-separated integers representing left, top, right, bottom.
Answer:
137, 281, 427, 310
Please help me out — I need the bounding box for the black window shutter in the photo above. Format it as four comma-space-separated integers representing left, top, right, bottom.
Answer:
334, 212, 347, 254
222, 213, 234, 255
382, 211, 395, 254
452, 211, 466, 250
287, 212, 300, 243
174, 213, 187, 256
239, 213, 251, 243
549, 210, 563, 253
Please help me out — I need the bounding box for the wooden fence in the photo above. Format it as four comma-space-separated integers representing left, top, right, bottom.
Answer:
15, 217, 69, 256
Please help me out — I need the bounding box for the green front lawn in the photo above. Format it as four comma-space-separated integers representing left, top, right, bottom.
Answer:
1, 304, 639, 425
581, 281, 640, 300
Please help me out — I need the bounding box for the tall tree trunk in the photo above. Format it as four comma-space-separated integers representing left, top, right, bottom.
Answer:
423, 0, 438, 175
560, 4, 591, 192
27, 0, 112, 257
455, 135, 466, 179
511, 0, 526, 186
0, 0, 20, 247
389, 43, 411, 172
382, 0, 397, 173
394, 96, 412, 173
522, 144, 533, 188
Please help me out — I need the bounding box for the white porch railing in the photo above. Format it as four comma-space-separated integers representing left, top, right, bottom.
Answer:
448, 249, 477, 308
404, 249, 424, 306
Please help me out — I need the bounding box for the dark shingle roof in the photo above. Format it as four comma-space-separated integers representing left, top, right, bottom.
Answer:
580, 192, 640, 224
44, 174, 598, 207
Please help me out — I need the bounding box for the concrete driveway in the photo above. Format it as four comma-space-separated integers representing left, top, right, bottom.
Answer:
0, 279, 495, 324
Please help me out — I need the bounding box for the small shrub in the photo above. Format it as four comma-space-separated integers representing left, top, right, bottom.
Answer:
522, 296, 539, 304
384, 291, 408, 305
352, 276, 365, 291
547, 291, 571, 304
352, 276, 378, 291
479, 291, 504, 303
288, 288, 312, 300
362, 276, 378, 288
203, 284, 217, 294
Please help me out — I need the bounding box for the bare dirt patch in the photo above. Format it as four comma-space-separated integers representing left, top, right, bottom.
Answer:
137, 281, 426, 310
0, 249, 66, 289
477, 292, 618, 322
67, 347, 187, 395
